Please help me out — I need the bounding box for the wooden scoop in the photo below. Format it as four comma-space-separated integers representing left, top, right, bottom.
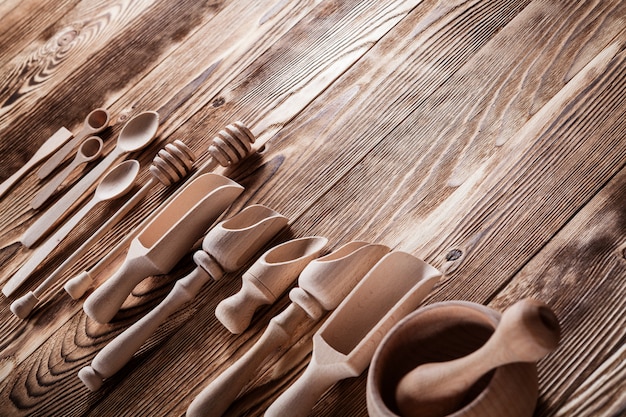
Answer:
186, 241, 390, 417
214, 236, 328, 334
77, 204, 287, 391
395, 299, 561, 417
65, 122, 256, 298
63, 140, 196, 300
264, 251, 442, 417
3, 160, 140, 299
22, 111, 159, 247
82, 173, 243, 324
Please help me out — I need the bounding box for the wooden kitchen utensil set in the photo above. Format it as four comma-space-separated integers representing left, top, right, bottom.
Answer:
1, 107, 562, 417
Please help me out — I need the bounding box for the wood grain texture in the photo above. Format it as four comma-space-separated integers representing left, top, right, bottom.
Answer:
0, 0, 625, 415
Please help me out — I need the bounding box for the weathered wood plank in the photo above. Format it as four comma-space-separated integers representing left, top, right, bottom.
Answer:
0, 0, 423, 381
487, 166, 626, 417
17, 0, 620, 411
0, 0, 81, 66
0, 0, 432, 414
0, 0, 219, 179
0, 0, 624, 416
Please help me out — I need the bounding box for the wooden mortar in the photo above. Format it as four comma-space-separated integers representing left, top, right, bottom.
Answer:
366, 301, 539, 417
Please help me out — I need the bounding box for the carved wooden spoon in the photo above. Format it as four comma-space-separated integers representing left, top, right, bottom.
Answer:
21, 111, 159, 248
395, 299, 561, 417
31, 136, 104, 209
6, 160, 140, 304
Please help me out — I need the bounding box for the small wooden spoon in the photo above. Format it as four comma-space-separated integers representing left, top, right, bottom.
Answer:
395, 299, 561, 417
31, 136, 104, 209
20, 111, 159, 249
37, 108, 110, 179
6, 160, 140, 305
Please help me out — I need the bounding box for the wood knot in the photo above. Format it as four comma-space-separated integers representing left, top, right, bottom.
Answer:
57, 28, 78, 47
446, 249, 463, 261
212, 97, 225, 107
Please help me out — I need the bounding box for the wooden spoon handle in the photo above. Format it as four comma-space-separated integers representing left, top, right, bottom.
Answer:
0, 127, 72, 199
22, 150, 120, 247
187, 304, 308, 417
3, 198, 98, 297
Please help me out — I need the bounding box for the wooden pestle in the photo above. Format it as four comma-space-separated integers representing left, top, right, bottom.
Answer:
77, 204, 287, 391
64, 121, 256, 299
395, 299, 561, 417
214, 236, 329, 334
82, 173, 243, 324
186, 241, 390, 417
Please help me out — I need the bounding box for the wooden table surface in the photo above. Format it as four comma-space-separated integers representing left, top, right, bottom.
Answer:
0, 1, 624, 416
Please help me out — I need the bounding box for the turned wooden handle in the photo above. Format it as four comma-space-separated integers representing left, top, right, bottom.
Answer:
264, 359, 342, 417
82, 257, 157, 324
214, 275, 274, 334
187, 304, 306, 417
79, 268, 210, 391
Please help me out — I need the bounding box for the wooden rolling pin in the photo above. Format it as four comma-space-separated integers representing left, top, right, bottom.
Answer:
186, 241, 390, 417
82, 173, 243, 324
78, 204, 288, 391
395, 298, 561, 417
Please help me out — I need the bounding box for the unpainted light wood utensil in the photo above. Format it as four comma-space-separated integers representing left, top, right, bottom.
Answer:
37, 108, 110, 179
9, 141, 195, 318
215, 235, 329, 334
366, 301, 540, 417
21, 110, 159, 248
62, 140, 196, 300
395, 299, 560, 417
31, 136, 104, 209
186, 241, 390, 417
78, 204, 288, 391
0, 127, 73, 200
82, 173, 244, 324
265, 251, 442, 417
63, 121, 256, 299
4, 160, 140, 301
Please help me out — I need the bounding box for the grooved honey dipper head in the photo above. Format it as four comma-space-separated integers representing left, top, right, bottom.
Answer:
149, 139, 196, 186
209, 121, 256, 166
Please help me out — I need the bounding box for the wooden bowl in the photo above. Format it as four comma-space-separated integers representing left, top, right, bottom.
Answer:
367, 301, 538, 417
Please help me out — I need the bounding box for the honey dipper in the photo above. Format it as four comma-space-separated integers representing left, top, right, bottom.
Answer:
64, 122, 256, 299
78, 204, 287, 391
395, 298, 560, 417
10, 140, 195, 319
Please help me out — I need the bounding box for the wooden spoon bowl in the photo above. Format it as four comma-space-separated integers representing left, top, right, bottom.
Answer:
367, 301, 538, 417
